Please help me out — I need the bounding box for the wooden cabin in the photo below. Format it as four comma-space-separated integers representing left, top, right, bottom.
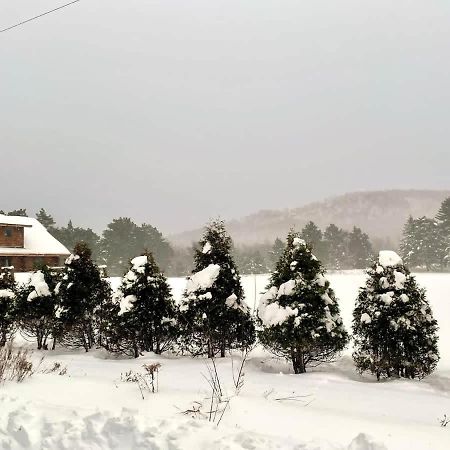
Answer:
0, 215, 70, 272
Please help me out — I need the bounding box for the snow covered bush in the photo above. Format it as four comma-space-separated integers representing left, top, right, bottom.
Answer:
258, 231, 348, 374
106, 253, 177, 357
16, 267, 62, 350
352, 251, 439, 380
0, 267, 16, 347
178, 220, 255, 357
56, 242, 112, 352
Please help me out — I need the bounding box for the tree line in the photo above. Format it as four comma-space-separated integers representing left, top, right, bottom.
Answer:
0, 220, 439, 380
2, 197, 449, 275
399, 197, 450, 271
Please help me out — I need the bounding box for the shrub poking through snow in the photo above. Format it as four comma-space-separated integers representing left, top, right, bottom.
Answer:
178, 220, 255, 357
108, 252, 177, 357
56, 242, 112, 352
258, 231, 348, 374
16, 267, 62, 350
0, 267, 16, 347
352, 251, 439, 380
0, 343, 34, 383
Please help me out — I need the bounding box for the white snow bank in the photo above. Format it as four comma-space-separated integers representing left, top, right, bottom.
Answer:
378, 251, 403, 268
186, 264, 220, 294
0, 394, 387, 450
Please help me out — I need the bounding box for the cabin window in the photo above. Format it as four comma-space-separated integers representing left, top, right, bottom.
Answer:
4, 228, 12, 237
0, 256, 10, 267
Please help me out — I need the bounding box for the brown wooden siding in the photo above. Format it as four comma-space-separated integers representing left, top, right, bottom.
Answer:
0, 255, 62, 272
0, 226, 24, 248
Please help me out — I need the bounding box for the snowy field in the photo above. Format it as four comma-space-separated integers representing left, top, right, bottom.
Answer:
3, 272, 450, 449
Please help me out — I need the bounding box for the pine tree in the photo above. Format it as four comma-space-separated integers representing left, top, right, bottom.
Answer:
51, 220, 100, 260
352, 251, 439, 380
400, 217, 440, 270
109, 252, 177, 357
270, 238, 285, 269
16, 267, 61, 350
258, 231, 348, 374
436, 197, 450, 268
56, 242, 112, 351
178, 220, 255, 357
36, 208, 56, 230
101, 218, 173, 276
323, 224, 348, 269
0, 267, 16, 346
301, 221, 327, 262
348, 227, 373, 269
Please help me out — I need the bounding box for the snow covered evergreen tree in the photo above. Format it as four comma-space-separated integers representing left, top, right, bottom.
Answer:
400, 216, 441, 270
108, 253, 177, 357
178, 220, 255, 357
258, 231, 348, 374
352, 251, 439, 380
16, 267, 61, 350
56, 242, 112, 351
436, 197, 450, 268
0, 267, 16, 346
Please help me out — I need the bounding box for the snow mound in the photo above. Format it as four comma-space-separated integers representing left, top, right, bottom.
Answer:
378, 251, 403, 268
186, 264, 220, 294
0, 395, 384, 450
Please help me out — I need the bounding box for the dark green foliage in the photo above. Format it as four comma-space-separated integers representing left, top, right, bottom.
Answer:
0, 209, 28, 217
400, 216, 441, 270
107, 252, 177, 357
436, 197, 450, 228
301, 221, 327, 262
100, 218, 173, 276
352, 252, 439, 380
51, 220, 101, 261
258, 231, 348, 374
0, 267, 16, 346
348, 227, 373, 269
178, 220, 255, 357
436, 197, 450, 268
35, 208, 56, 230
323, 224, 348, 269
57, 242, 112, 351
270, 238, 285, 269
16, 267, 61, 350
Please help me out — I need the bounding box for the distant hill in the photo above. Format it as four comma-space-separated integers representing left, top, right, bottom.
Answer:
170, 190, 450, 248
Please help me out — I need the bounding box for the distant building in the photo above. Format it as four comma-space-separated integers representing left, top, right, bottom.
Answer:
0, 215, 70, 272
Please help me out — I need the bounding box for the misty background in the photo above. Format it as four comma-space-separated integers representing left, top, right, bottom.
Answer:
1, 0, 450, 235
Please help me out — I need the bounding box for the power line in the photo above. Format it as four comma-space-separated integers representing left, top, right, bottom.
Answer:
0, 0, 81, 34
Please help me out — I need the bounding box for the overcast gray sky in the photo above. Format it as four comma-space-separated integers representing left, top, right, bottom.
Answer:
1, 0, 449, 234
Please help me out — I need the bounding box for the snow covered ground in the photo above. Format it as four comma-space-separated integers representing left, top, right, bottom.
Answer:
3, 271, 450, 449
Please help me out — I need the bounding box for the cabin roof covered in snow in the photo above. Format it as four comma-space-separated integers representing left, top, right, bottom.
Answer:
0, 215, 70, 256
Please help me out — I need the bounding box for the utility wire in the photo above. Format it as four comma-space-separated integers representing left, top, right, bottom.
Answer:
0, 0, 81, 34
